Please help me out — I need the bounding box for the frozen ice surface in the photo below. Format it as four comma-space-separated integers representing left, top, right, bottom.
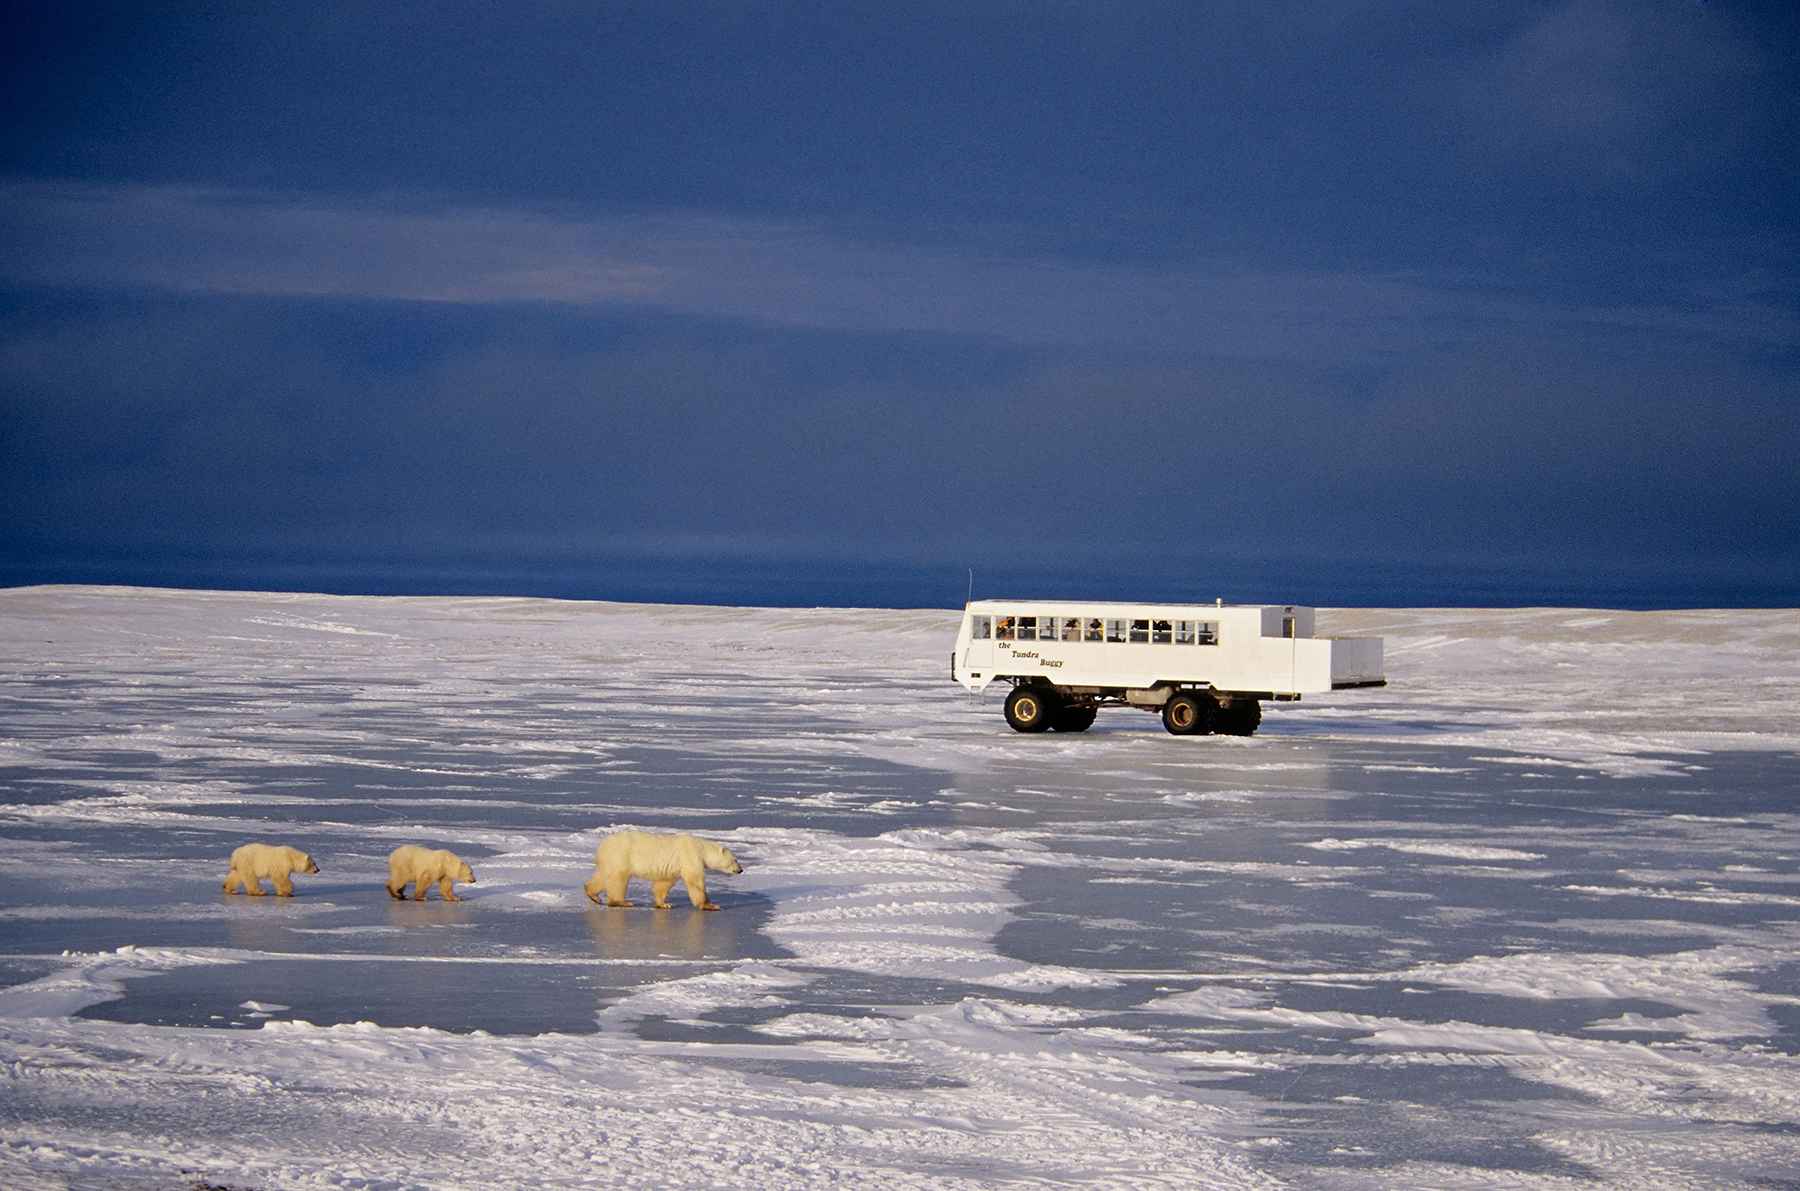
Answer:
1, 587, 1798, 1187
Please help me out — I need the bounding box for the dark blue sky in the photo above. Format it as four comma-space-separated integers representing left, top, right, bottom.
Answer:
3, 2, 1797, 606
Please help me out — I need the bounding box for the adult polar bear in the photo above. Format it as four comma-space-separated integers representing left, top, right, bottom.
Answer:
222, 842, 319, 896
584, 831, 743, 910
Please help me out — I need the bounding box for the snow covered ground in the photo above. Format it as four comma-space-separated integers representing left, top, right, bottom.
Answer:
1, 586, 1797, 1188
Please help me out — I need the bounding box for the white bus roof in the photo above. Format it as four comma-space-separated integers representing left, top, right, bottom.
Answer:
965, 599, 1303, 612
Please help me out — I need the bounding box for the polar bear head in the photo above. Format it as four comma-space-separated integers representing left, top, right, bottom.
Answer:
287, 848, 320, 874
701, 840, 743, 875
455, 857, 476, 884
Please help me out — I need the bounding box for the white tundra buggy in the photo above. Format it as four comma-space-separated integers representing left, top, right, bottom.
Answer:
951, 599, 1385, 735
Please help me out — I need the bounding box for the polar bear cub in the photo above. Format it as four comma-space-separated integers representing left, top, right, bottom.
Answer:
584, 831, 743, 910
386, 845, 476, 902
223, 843, 320, 897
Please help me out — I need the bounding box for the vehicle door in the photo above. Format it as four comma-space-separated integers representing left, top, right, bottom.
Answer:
962, 612, 996, 678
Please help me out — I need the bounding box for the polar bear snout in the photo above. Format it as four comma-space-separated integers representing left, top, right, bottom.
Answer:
304, 858, 321, 874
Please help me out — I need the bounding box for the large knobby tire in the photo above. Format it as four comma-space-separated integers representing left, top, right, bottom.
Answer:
1004, 685, 1057, 733
1215, 698, 1262, 736
1051, 703, 1098, 733
1161, 691, 1213, 736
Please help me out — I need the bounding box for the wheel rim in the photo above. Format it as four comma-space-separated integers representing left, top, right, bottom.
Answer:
1017, 696, 1039, 722
1170, 701, 1193, 729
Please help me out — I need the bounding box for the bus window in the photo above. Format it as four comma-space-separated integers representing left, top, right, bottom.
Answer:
1130, 619, 1150, 643
1062, 617, 1081, 641
1174, 619, 1195, 644
1152, 619, 1172, 644
1197, 621, 1217, 645
972, 615, 992, 640
1018, 616, 1037, 641
996, 616, 1015, 641
1106, 618, 1128, 643
1085, 618, 1104, 642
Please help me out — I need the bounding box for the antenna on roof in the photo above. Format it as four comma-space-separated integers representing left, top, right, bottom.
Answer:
966, 568, 975, 607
